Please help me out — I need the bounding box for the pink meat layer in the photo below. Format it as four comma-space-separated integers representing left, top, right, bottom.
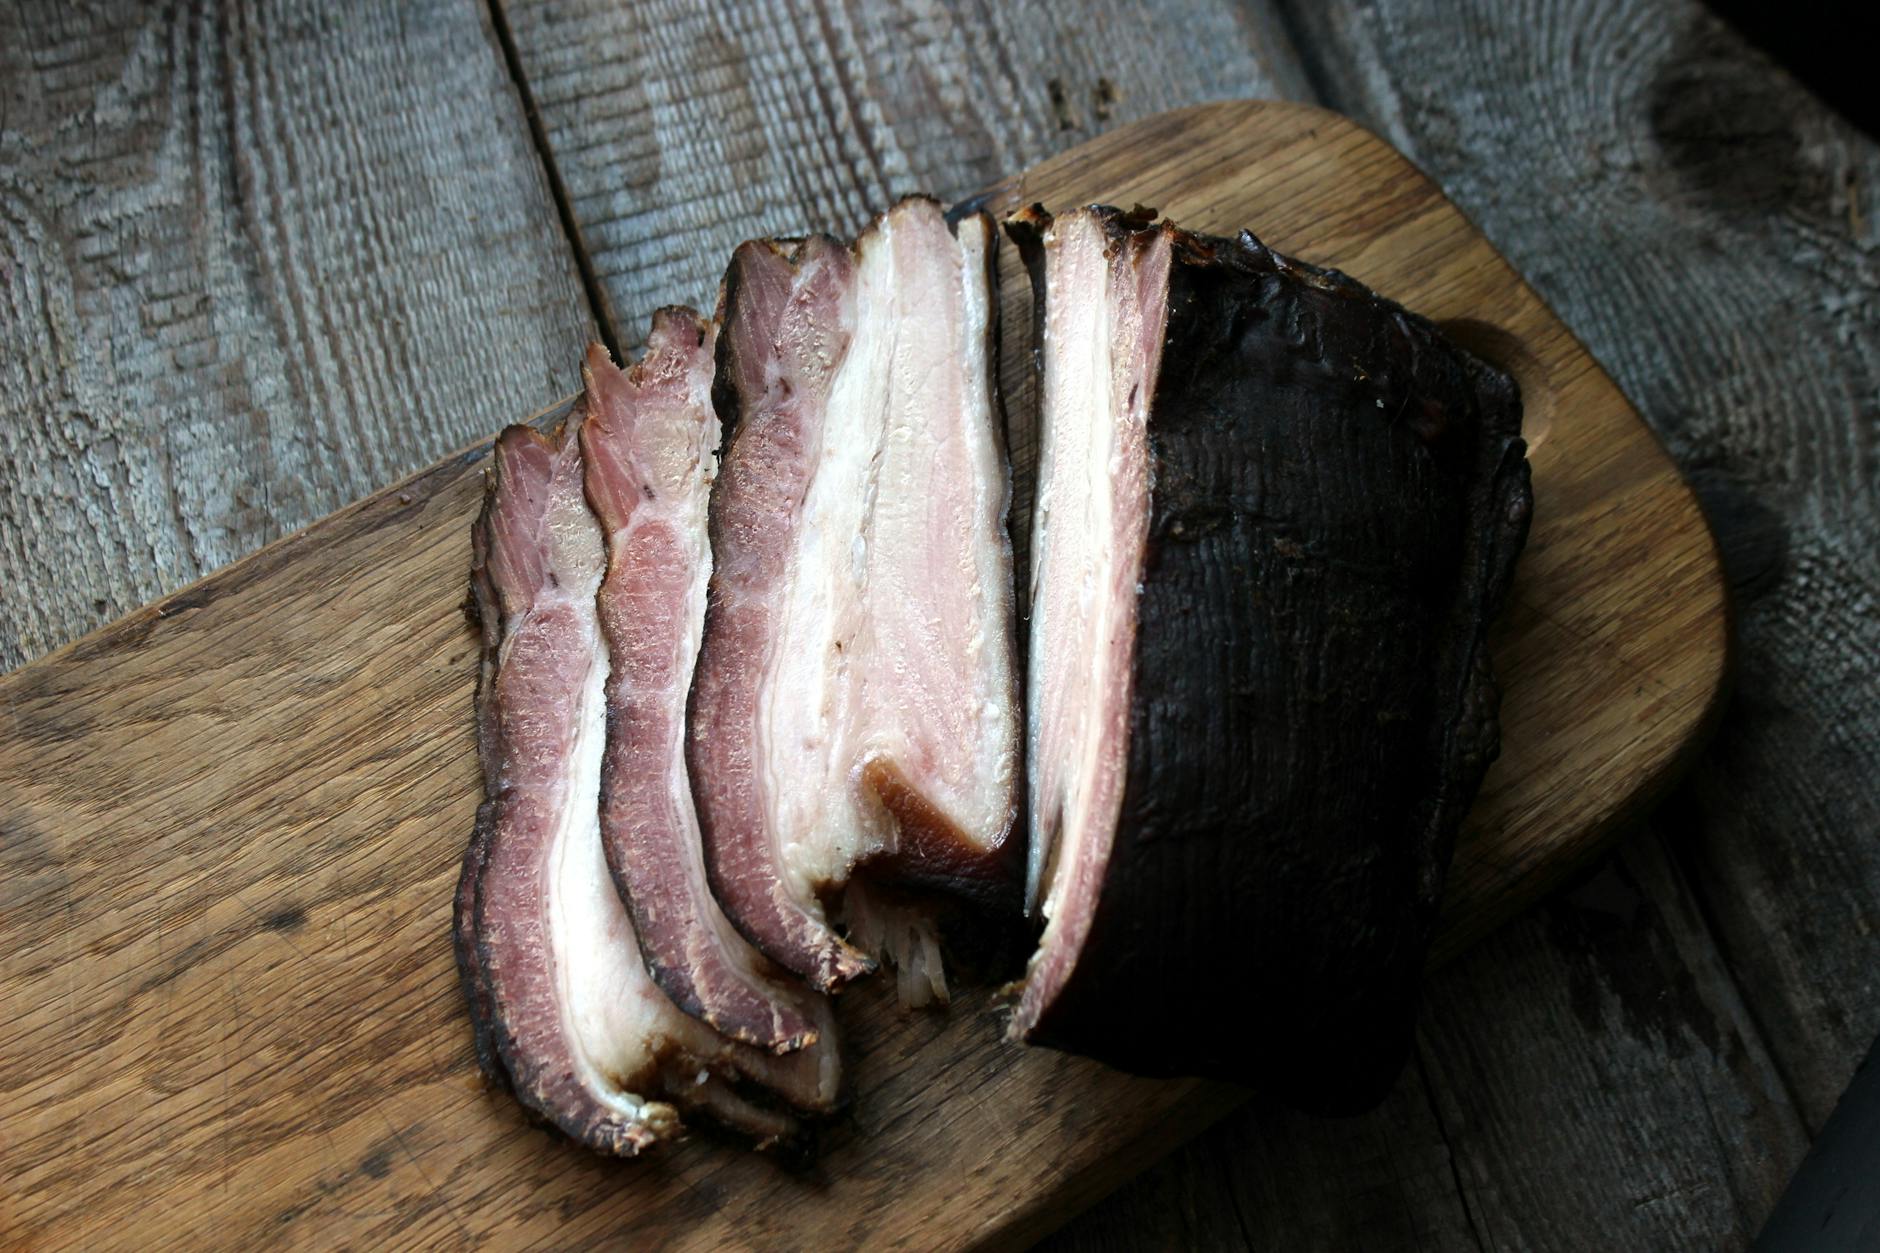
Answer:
581, 317, 828, 1054
457, 414, 838, 1157
689, 198, 1020, 995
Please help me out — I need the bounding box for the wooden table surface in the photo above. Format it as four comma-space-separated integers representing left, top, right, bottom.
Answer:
0, 2, 1872, 1249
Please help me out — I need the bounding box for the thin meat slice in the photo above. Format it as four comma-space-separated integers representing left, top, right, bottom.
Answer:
454, 420, 839, 1156
580, 316, 824, 1054
689, 196, 1020, 998
1010, 205, 1532, 1114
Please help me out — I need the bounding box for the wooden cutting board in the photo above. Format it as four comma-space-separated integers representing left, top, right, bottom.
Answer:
0, 101, 1727, 1250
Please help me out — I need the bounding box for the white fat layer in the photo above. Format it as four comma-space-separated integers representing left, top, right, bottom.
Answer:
1025, 215, 1112, 916
759, 206, 1017, 904
566, 550, 836, 1113
1026, 212, 1164, 931
549, 576, 670, 1119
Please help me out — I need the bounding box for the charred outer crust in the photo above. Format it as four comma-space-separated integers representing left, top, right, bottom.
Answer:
1019, 208, 1532, 1114
454, 466, 509, 1088
453, 803, 504, 1087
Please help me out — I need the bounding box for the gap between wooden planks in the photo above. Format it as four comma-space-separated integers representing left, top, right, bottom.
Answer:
0, 101, 1726, 1250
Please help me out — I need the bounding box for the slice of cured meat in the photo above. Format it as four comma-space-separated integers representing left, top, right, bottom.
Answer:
453, 416, 839, 1156
580, 316, 825, 1054
688, 196, 1021, 997
1010, 205, 1532, 1114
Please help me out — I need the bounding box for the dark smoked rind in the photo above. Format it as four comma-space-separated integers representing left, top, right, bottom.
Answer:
1020, 209, 1532, 1114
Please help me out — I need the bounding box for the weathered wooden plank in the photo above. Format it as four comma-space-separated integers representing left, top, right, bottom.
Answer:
1418, 834, 1807, 1249
1279, 0, 1880, 1134
495, 0, 1310, 345
0, 0, 594, 672
1042, 1067, 1483, 1253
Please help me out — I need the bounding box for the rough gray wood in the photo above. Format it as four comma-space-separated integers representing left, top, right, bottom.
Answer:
1049, 844, 1808, 1253
1418, 836, 1807, 1249
494, 0, 1310, 346
1279, 0, 1880, 1135
1045, 1066, 1483, 1253
0, 0, 595, 672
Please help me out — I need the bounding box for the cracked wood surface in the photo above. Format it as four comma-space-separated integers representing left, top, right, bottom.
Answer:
2, 0, 1871, 1248
0, 0, 596, 672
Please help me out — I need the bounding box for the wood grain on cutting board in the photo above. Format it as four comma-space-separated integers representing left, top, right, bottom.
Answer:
0, 102, 1727, 1250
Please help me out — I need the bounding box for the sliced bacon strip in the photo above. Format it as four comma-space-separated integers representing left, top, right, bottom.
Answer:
454, 417, 838, 1156
580, 316, 824, 1054
688, 197, 1021, 996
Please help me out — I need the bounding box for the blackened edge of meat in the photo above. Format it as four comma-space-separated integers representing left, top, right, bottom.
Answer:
1015, 206, 1533, 1115
453, 805, 504, 1088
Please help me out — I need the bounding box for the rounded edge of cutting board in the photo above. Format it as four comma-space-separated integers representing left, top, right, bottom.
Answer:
973, 97, 1734, 964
